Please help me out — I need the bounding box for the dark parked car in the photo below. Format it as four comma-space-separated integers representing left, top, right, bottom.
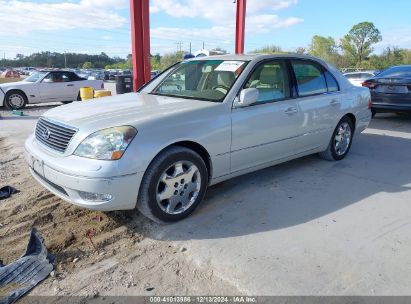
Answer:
363, 65, 411, 116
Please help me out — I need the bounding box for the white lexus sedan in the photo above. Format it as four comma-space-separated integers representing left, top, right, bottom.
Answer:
0, 70, 104, 110
24, 54, 371, 223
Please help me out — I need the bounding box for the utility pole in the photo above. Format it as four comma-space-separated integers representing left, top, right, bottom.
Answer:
202, 41, 205, 49
176, 42, 183, 52
189, 42, 192, 54
64, 51, 67, 68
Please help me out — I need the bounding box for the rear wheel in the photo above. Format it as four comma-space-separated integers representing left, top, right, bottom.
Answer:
371, 109, 376, 118
5, 91, 27, 110
136, 146, 208, 223
319, 116, 354, 161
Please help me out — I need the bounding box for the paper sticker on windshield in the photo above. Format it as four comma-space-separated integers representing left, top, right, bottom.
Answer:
215, 61, 245, 72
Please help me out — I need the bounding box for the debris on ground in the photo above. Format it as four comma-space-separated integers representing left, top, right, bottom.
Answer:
0, 186, 18, 200
0, 228, 54, 304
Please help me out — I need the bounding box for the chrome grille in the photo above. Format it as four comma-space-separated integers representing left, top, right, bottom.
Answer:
35, 117, 77, 153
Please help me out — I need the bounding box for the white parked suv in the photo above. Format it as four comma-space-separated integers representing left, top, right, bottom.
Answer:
24, 54, 372, 222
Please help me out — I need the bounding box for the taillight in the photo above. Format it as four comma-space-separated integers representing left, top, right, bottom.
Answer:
368, 98, 372, 109
362, 81, 377, 89
101, 82, 104, 89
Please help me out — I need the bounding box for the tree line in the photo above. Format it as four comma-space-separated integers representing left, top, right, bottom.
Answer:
0, 52, 125, 69
254, 22, 411, 70
2, 22, 410, 72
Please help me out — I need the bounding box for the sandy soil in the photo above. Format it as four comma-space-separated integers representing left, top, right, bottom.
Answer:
0, 133, 239, 296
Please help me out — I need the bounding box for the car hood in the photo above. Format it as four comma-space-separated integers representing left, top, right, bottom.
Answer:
43, 92, 219, 129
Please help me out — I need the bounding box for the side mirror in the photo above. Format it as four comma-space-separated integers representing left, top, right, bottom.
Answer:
235, 88, 259, 108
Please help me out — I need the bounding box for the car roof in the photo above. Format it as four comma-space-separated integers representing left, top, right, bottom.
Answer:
344, 71, 375, 75
386, 65, 411, 69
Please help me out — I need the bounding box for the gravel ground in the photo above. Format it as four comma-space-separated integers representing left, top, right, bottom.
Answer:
0, 101, 240, 297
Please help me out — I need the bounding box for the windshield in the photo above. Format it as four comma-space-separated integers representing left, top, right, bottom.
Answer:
378, 66, 411, 78
24, 71, 47, 82
151, 60, 248, 102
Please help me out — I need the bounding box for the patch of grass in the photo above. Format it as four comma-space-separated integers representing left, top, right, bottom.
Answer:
0, 78, 22, 84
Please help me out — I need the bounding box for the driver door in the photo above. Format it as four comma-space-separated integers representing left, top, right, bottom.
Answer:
39, 72, 75, 102
230, 60, 303, 173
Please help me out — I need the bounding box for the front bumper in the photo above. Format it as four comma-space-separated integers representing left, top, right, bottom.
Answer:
371, 103, 411, 113
24, 136, 144, 211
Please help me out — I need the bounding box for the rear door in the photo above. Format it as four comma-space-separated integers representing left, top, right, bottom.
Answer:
291, 60, 342, 154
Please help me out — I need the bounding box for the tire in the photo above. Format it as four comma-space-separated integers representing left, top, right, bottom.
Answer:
371, 109, 376, 118
136, 146, 209, 223
4, 91, 27, 110
319, 116, 354, 161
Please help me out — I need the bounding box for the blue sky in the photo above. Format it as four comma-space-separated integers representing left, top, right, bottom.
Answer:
0, 0, 410, 59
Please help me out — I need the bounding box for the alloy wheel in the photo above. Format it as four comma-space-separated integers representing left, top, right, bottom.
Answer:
156, 161, 201, 215
334, 122, 352, 156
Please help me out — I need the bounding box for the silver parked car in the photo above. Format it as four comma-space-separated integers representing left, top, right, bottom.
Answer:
24, 54, 372, 222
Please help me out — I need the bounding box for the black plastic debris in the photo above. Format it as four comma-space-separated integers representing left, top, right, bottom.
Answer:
0, 187, 18, 200
0, 228, 54, 304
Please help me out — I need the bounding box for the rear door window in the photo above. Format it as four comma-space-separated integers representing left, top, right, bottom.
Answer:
291, 60, 328, 97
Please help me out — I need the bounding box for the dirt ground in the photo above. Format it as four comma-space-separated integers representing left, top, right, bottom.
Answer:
0, 132, 239, 297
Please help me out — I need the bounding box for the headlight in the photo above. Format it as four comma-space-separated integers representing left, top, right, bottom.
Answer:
74, 126, 137, 160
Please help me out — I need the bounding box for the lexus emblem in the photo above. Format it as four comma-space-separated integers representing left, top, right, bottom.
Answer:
42, 128, 51, 140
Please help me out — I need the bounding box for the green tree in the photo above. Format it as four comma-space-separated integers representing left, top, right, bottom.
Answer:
294, 47, 306, 55
159, 51, 184, 70
340, 22, 382, 67
82, 61, 94, 69
309, 36, 338, 60
252, 45, 283, 54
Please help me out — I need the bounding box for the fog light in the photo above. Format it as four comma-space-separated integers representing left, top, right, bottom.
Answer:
79, 191, 113, 202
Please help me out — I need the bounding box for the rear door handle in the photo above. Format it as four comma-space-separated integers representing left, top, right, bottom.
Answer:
66, 84, 74, 87
284, 107, 298, 115
330, 99, 340, 106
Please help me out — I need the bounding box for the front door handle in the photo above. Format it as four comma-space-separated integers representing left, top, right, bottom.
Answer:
330, 99, 340, 106
66, 84, 74, 87
284, 107, 298, 115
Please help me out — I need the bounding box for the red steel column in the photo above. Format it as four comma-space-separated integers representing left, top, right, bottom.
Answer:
130, 0, 151, 92
235, 0, 246, 54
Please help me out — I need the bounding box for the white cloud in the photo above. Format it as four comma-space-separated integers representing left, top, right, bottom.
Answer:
149, 0, 303, 47
150, 0, 301, 25
0, 0, 127, 36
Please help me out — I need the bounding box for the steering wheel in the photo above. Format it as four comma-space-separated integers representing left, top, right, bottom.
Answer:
212, 85, 230, 94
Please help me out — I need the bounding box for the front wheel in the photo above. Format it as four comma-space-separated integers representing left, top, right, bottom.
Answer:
4, 91, 27, 110
319, 116, 354, 161
136, 146, 208, 223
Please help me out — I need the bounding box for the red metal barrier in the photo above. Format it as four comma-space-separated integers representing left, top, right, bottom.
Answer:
235, 0, 247, 54
130, 0, 151, 92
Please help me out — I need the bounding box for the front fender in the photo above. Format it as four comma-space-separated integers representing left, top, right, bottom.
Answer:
0, 87, 5, 107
